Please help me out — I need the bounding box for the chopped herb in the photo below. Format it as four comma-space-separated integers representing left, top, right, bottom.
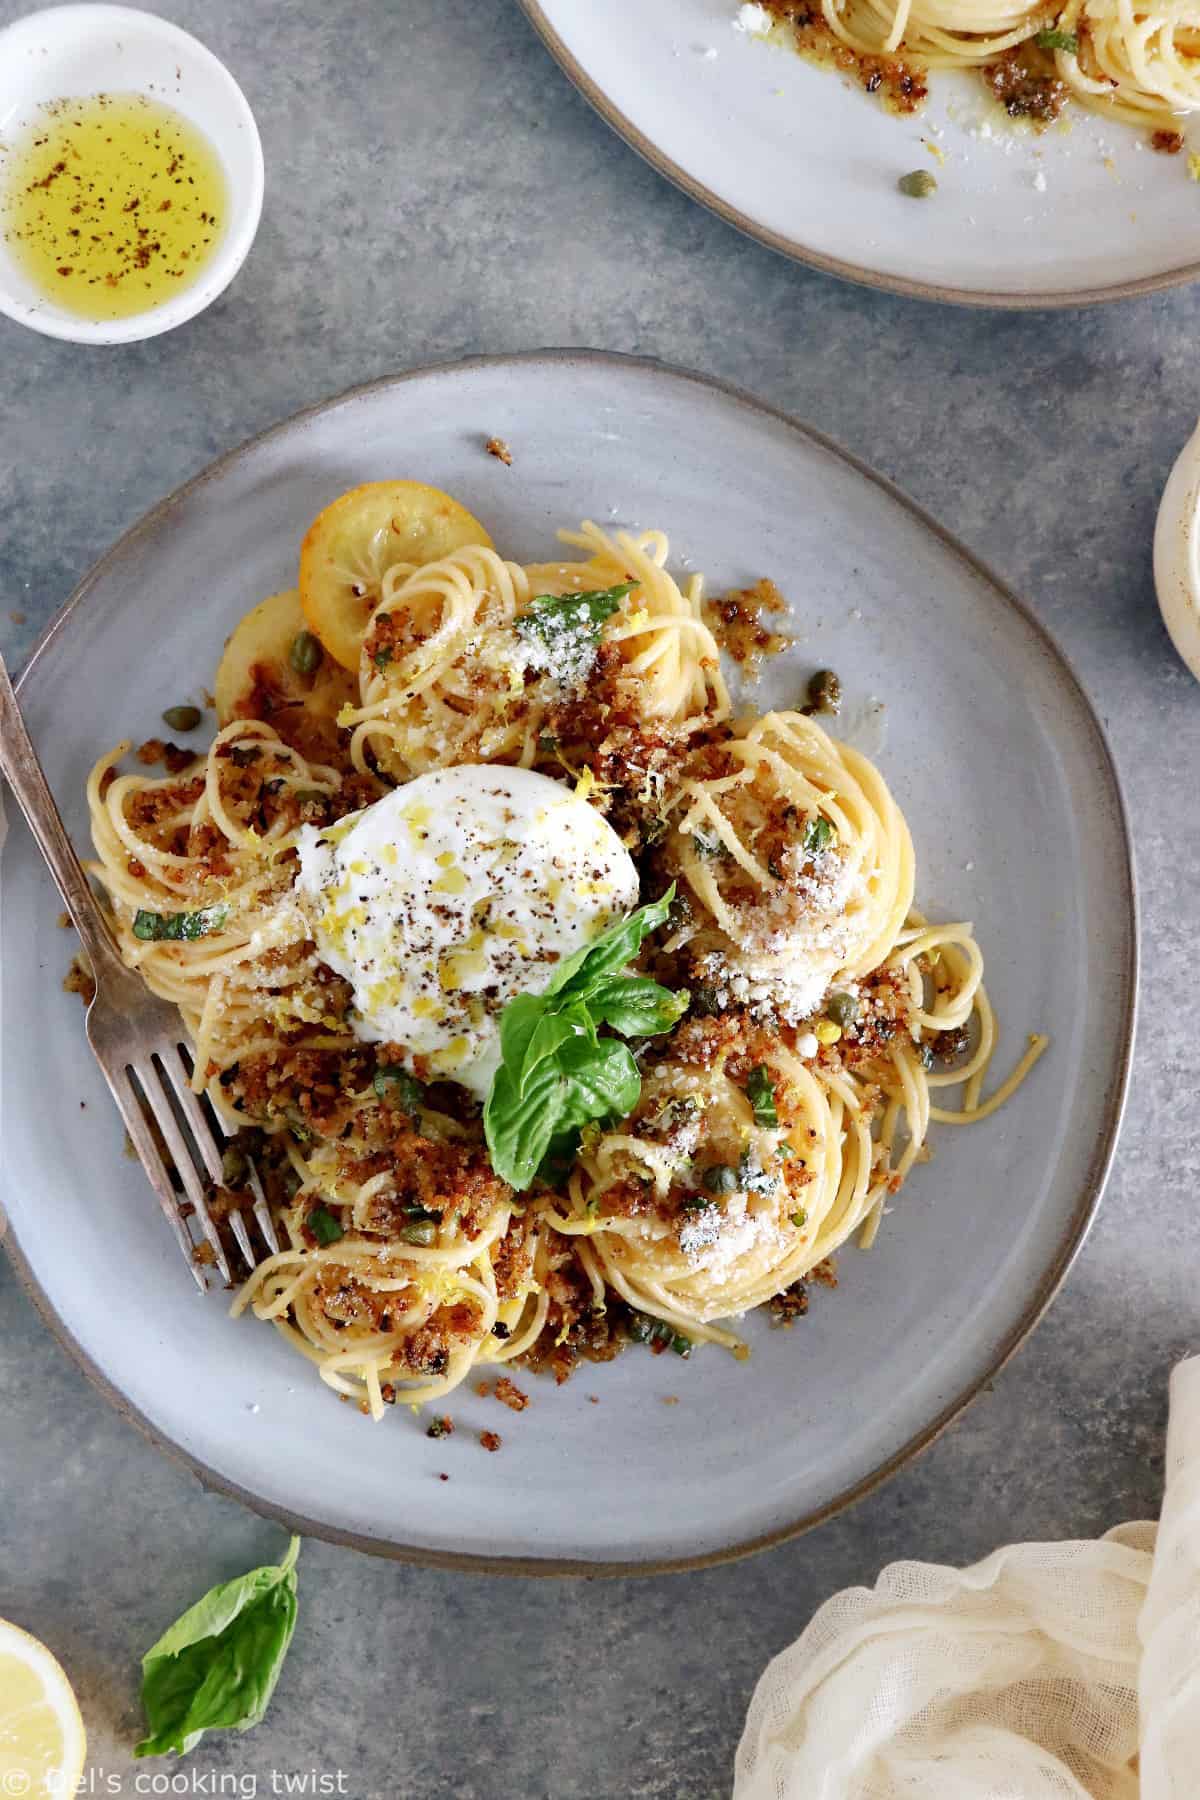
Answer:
802, 815, 835, 855
790, 1208, 808, 1229
679, 1192, 717, 1214
626, 1309, 692, 1357
372, 644, 394, 671
738, 1152, 781, 1198
745, 1064, 779, 1128
701, 1162, 739, 1196
777, 1140, 795, 1160
917, 1040, 935, 1070
161, 704, 202, 732
1034, 26, 1078, 49
132, 903, 230, 942
691, 984, 722, 1017
898, 169, 938, 198
426, 1415, 453, 1438
537, 731, 559, 753
691, 827, 722, 858
288, 631, 324, 676
307, 1205, 343, 1246
517, 583, 633, 682
374, 1065, 425, 1110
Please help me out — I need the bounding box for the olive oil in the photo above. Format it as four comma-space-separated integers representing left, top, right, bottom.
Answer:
0, 92, 228, 321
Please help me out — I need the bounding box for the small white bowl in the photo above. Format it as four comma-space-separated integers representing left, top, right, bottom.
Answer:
0, 5, 264, 344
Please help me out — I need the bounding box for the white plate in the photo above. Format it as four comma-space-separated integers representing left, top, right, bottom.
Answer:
0, 353, 1135, 1570
520, 0, 1200, 306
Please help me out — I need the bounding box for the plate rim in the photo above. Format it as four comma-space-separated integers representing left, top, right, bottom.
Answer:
515, 0, 1200, 311
3, 349, 1139, 1575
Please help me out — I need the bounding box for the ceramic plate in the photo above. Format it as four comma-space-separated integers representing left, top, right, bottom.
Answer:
520, 0, 1200, 306
1, 353, 1135, 1571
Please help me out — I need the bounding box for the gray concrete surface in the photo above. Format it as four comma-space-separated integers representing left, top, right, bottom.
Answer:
0, 1, 1194, 1794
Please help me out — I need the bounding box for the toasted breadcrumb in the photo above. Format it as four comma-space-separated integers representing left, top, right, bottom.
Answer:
485, 436, 513, 466
494, 1376, 529, 1413
480, 1429, 502, 1452
64, 954, 96, 1007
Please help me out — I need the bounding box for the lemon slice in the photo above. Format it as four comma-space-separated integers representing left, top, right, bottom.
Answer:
0, 1618, 86, 1800
299, 481, 493, 671
214, 588, 358, 764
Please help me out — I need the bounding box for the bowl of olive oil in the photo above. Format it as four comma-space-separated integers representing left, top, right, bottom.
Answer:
0, 6, 263, 343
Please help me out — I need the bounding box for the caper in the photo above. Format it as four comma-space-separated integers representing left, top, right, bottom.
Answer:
220, 1146, 248, 1188
289, 630, 324, 676
162, 704, 202, 732
826, 990, 858, 1028
701, 1162, 739, 1196
806, 668, 842, 714
401, 1218, 437, 1247
898, 169, 938, 199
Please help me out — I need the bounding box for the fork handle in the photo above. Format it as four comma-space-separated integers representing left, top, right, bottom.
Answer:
0, 648, 125, 980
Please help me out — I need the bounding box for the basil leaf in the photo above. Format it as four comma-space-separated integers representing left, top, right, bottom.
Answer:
132, 903, 230, 943
554, 1035, 641, 1130
135, 1538, 300, 1759
547, 886, 677, 1002
484, 890, 678, 1190
515, 1005, 592, 1087
587, 976, 689, 1039
745, 1064, 779, 1128
484, 1052, 566, 1192
1034, 26, 1077, 48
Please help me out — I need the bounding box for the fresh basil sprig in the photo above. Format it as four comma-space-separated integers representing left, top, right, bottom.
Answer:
135, 1537, 300, 1759
132, 903, 230, 942
483, 889, 688, 1191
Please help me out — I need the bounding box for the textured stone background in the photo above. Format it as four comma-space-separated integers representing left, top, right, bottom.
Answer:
1, 2, 1194, 1795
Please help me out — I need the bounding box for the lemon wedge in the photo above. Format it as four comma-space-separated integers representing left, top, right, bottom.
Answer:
0, 1618, 86, 1799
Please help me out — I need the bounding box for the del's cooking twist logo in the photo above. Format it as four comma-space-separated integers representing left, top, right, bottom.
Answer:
9, 1774, 350, 1797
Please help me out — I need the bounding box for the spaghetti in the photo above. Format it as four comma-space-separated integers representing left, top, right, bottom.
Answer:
83, 483, 1044, 1421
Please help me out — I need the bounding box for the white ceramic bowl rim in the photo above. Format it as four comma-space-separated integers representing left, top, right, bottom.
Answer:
0, 4, 264, 344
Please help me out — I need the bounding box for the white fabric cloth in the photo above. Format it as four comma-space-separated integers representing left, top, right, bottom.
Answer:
734, 1358, 1200, 1800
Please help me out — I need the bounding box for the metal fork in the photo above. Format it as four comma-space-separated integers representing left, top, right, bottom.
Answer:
0, 650, 279, 1289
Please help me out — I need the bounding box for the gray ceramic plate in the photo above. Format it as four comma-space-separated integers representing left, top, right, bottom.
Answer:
0, 354, 1136, 1572
519, 0, 1200, 309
